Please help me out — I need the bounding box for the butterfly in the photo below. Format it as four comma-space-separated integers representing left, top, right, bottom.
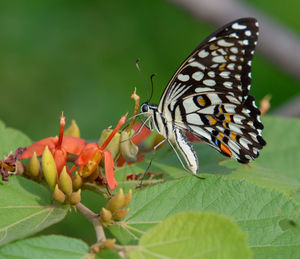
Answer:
140, 17, 266, 174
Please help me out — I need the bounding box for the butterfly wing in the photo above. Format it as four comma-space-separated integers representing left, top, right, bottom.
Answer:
158, 17, 266, 163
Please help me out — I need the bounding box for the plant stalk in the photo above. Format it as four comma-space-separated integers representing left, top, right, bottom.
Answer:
76, 202, 106, 242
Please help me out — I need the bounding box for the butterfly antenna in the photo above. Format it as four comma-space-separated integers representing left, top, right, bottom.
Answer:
149, 73, 156, 102
136, 58, 150, 102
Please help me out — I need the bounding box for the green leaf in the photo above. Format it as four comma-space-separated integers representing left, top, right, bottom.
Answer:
130, 212, 251, 259
223, 116, 300, 196
0, 235, 89, 259
110, 176, 300, 258
0, 176, 68, 246
0, 121, 31, 159
96, 249, 122, 259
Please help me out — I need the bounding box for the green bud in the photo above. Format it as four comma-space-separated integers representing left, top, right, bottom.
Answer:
113, 208, 129, 220
99, 129, 121, 160
64, 120, 80, 138
106, 188, 125, 214
103, 239, 116, 249
52, 184, 66, 203
27, 151, 40, 178
100, 207, 112, 223
70, 189, 81, 205
42, 146, 57, 190
120, 130, 138, 162
59, 166, 73, 196
72, 171, 83, 191
123, 189, 132, 208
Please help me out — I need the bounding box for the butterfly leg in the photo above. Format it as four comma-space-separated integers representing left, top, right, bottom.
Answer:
167, 139, 190, 173
120, 116, 151, 144
137, 138, 167, 188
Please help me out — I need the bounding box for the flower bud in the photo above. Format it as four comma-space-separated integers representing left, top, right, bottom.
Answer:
120, 130, 138, 162
15, 160, 25, 176
53, 184, 66, 203
64, 119, 80, 138
59, 166, 73, 196
105, 188, 125, 214
90, 245, 100, 254
42, 146, 57, 190
79, 151, 102, 178
123, 189, 132, 208
99, 129, 120, 160
113, 208, 129, 220
259, 94, 271, 116
70, 189, 81, 205
103, 239, 116, 249
86, 167, 99, 182
99, 207, 112, 223
27, 151, 40, 178
72, 171, 83, 191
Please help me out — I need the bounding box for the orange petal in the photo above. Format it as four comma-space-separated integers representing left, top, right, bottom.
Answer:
75, 143, 100, 166
20, 137, 57, 159
117, 155, 126, 167
78, 150, 102, 178
103, 150, 117, 191
54, 149, 67, 177
62, 136, 87, 155
131, 123, 151, 145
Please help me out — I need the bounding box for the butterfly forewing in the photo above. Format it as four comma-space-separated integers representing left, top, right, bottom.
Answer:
158, 18, 265, 163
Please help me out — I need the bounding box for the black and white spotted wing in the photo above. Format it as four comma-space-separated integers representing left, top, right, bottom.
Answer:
141, 18, 266, 174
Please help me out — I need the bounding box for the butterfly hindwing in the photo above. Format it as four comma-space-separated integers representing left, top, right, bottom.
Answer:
158, 17, 265, 163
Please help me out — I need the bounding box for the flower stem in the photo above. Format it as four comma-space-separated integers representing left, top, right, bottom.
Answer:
76, 202, 106, 242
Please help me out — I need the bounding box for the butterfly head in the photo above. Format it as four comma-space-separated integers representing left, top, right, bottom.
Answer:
141, 102, 149, 113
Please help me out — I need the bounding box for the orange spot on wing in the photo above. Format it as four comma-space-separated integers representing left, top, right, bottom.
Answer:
207, 115, 216, 125
219, 63, 226, 71
198, 96, 206, 106
230, 132, 237, 141
217, 133, 224, 140
225, 114, 232, 122
221, 143, 232, 157
209, 44, 219, 50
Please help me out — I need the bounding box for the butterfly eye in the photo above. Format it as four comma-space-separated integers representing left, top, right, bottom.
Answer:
141, 103, 149, 113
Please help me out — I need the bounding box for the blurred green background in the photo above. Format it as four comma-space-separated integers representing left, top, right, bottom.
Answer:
1, 0, 299, 246
0, 0, 299, 141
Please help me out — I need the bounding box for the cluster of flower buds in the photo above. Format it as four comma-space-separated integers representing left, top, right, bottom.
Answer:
1, 90, 153, 194
24, 145, 81, 205
99, 188, 132, 224
91, 238, 117, 254
98, 90, 150, 166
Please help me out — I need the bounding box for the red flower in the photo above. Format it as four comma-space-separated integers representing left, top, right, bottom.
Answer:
20, 115, 87, 176
73, 115, 127, 191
